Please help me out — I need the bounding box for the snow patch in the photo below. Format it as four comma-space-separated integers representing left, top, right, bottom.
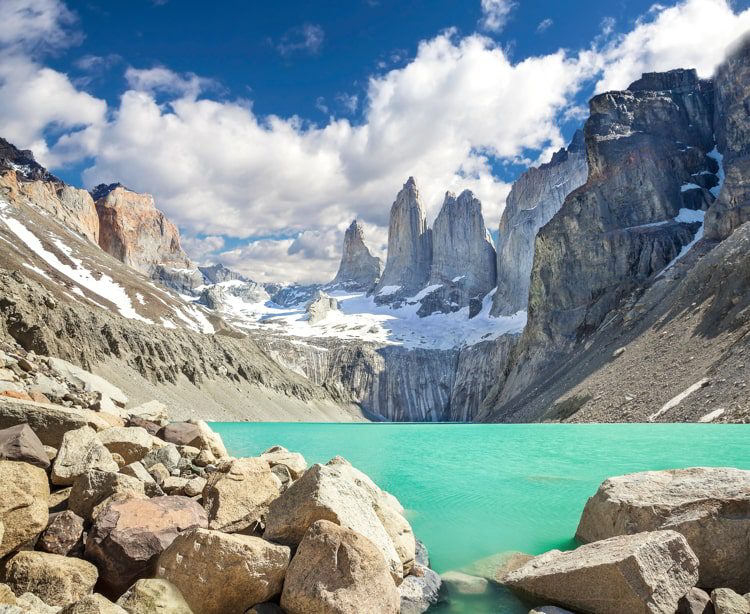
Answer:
707, 146, 725, 198
408, 284, 442, 302
657, 209, 706, 277
680, 183, 701, 192
377, 285, 401, 297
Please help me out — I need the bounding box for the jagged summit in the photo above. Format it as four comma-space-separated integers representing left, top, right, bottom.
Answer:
372, 177, 432, 301
199, 263, 247, 284
0, 137, 56, 182
90, 182, 129, 201
330, 219, 381, 291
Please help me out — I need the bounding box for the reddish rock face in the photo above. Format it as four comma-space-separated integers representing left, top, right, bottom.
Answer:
85, 495, 208, 595
93, 185, 192, 275
38, 510, 85, 556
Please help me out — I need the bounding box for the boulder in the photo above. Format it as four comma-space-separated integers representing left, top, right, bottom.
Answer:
37, 510, 84, 556
183, 477, 205, 498
125, 417, 160, 437
399, 565, 444, 614
376, 500, 416, 575
147, 463, 169, 485
202, 458, 280, 533
186, 421, 227, 458
118, 462, 155, 485
0, 424, 50, 469
678, 588, 715, 614
14, 592, 59, 613
157, 423, 202, 448
246, 605, 284, 614
47, 358, 127, 407
503, 530, 699, 614
260, 445, 307, 479
156, 528, 290, 614
462, 551, 534, 584
265, 463, 403, 583
116, 579, 193, 614
441, 571, 488, 595
0, 583, 15, 605
48, 487, 71, 513
0, 461, 49, 557
326, 456, 404, 513
68, 471, 146, 521
52, 427, 119, 486
0, 397, 111, 447
161, 477, 188, 495
281, 520, 400, 614
141, 446, 180, 474
59, 594, 127, 614
128, 401, 168, 426
711, 589, 749, 614
576, 467, 750, 592
2, 551, 98, 607
96, 428, 152, 465
86, 496, 208, 595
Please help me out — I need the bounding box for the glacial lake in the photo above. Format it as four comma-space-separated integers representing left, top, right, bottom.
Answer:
212, 422, 750, 613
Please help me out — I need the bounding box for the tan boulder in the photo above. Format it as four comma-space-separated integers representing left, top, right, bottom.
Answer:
128, 401, 169, 426
86, 496, 208, 595
96, 428, 153, 465
187, 420, 227, 458
52, 427, 119, 486
202, 457, 281, 533
327, 456, 404, 513
265, 463, 402, 583
156, 528, 289, 614
0, 397, 111, 447
0, 461, 48, 557
116, 579, 193, 614
183, 477, 205, 498
711, 589, 750, 614
281, 520, 400, 614
376, 501, 416, 576
161, 477, 188, 495
59, 594, 127, 614
260, 445, 307, 479
503, 530, 699, 614
576, 467, 750, 592
68, 471, 146, 521
2, 551, 98, 607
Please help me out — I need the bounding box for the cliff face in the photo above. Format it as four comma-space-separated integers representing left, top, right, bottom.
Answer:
491, 130, 588, 317
331, 220, 382, 291
705, 36, 750, 240
373, 177, 432, 302
94, 184, 192, 276
419, 190, 496, 316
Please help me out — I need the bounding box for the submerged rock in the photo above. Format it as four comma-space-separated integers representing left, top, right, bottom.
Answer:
503, 530, 699, 614
576, 467, 750, 592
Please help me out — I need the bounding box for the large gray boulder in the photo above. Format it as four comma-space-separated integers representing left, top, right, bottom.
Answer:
68, 470, 146, 521
305, 291, 340, 325
156, 528, 290, 614
264, 463, 402, 583
711, 588, 750, 614
399, 565, 444, 614
576, 467, 750, 592
280, 520, 400, 614
372, 177, 432, 303
330, 219, 382, 291
503, 530, 699, 614
52, 426, 119, 486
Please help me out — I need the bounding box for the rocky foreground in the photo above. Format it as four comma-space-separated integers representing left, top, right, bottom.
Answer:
0, 344, 443, 613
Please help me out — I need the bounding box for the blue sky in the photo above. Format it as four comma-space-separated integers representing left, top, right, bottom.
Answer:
3, 0, 750, 281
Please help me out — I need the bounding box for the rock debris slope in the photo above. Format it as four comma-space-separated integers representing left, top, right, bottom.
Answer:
330, 219, 382, 291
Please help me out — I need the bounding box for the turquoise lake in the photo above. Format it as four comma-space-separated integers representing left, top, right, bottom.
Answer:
211, 422, 750, 613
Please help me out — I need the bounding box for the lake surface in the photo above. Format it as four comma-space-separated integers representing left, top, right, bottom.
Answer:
212, 422, 750, 613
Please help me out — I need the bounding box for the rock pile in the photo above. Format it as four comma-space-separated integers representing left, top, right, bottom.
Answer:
0, 348, 440, 613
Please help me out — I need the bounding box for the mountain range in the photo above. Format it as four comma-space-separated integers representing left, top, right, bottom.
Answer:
0, 35, 748, 423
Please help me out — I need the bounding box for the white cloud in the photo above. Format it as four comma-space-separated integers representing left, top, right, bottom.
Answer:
276, 24, 325, 57
0, 0, 78, 51
596, 0, 750, 92
180, 235, 225, 262
537, 18, 554, 33
479, 0, 516, 33
3, 0, 750, 282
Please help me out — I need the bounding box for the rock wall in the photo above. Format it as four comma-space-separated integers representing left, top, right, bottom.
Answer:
491, 130, 588, 317
331, 220, 382, 291
94, 185, 193, 276
420, 190, 496, 316
373, 177, 432, 302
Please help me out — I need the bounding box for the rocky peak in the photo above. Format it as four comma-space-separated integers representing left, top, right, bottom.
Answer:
0, 137, 56, 182
418, 189, 496, 316
90, 183, 128, 202
330, 220, 381, 291
372, 177, 432, 302
199, 263, 247, 285
628, 68, 703, 93
94, 185, 193, 275
306, 290, 340, 324
491, 130, 588, 317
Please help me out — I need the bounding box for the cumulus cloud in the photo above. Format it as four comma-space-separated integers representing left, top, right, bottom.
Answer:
479, 0, 517, 33
276, 24, 325, 57
596, 0, 750, 92
0, 0, 78, 52
3, 0, 750, 282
